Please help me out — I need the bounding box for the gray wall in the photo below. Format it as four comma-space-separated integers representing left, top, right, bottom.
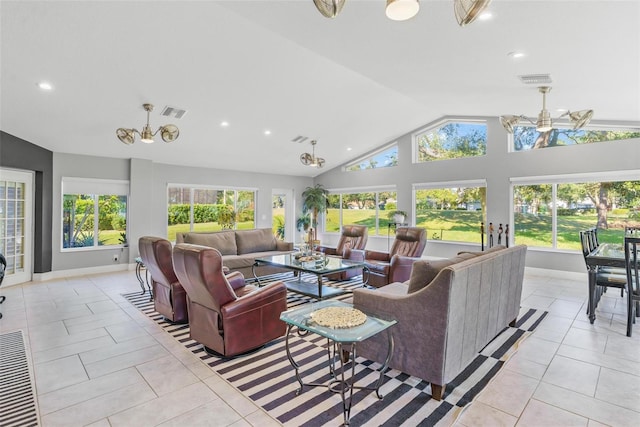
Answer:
315, 116, 640, 273
52, 153, 313, 271
0, 131, 53, 273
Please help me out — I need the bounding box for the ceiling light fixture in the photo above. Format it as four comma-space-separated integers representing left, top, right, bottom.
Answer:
385, 0, 420, 21
313, 0, 347, 18
454, 0, 492, 27
300, 140, 326, 168
116, 103, 179, 145
37, 81, 53, 91
500, 86, 594, 134
313, 0, 491, 26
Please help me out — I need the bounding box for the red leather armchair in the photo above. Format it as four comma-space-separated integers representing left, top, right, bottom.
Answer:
316, 225, 368, 280
138, 236, 188, 323
172, 243, 287, 357
364, 227, 427, 288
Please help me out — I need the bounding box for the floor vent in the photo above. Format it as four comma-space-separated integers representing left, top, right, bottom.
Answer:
0, 331, 39, 427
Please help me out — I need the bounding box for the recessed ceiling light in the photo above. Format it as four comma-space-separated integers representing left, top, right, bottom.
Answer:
478, 12, 493, 21
347, 147, 352, 151
37, 81, 53, 91
264, 130, 271, 136
220, 121, 229, 127
507, 51, 526, 59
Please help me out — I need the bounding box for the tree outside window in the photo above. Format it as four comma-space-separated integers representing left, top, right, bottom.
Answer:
416, 121, 487, 163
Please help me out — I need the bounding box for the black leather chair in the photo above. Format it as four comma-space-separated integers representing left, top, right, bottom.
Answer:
0, 253, 6, 319
623, 235, 640, 337
579, 229, 626, 309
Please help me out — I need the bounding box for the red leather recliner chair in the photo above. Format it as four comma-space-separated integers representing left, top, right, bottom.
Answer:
363, 227, 427, 288
172, 243, 287, 357
316, 224, 368, 281
138, 236, 188, 323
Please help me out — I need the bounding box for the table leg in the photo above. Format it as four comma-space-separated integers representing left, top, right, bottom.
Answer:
317, 274, 323, 299
252, 262, 262, 286
145, 270, 153, 302
135, 261, 146, 295
587, 265, 597, 324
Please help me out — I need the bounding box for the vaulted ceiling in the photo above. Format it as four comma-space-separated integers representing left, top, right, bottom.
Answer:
1, 1, 638, 177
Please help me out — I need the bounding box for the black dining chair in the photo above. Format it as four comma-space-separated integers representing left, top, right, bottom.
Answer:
0, 253, 6, 320
579, 229, 626, 310
623, 235, 640, 337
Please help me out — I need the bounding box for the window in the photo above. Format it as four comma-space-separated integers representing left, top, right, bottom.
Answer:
512, 175, 640, 250
415, 120, 487, 163
326, 189, 397, 236
512, 124, 640, 152
167, 185, 256, 241
62, 178, 128, 249
345, 144, 397, 171
414, 182, 486, 243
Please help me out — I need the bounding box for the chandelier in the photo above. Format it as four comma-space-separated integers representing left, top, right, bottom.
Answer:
313, 0, 491, 25
116, 103, 180, 145
300, 140, 325, 168
500, 86, 594, 134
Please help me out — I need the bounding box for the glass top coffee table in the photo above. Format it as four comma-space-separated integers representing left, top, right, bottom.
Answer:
280, 300, 396, 426
253, 253, 367, 299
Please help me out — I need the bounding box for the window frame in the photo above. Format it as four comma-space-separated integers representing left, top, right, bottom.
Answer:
510, 170, 640, 251
509, 122, 640, 153
325, 185, 397, 236
166, 183, 257, 240
343, 142, 398, 172
61, 177, 129, 251
412, 118, 488, 164
412, 179, 487, 245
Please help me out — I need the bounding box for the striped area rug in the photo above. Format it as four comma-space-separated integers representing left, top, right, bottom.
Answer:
123, 273, 547, 426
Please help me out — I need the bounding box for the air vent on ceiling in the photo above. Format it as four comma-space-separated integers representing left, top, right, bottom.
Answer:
160, 106, 187, 119
292, 135, 309, 143
518, 74, 552, 85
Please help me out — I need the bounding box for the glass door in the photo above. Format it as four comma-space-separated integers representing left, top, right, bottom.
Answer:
0, 168, 33, 286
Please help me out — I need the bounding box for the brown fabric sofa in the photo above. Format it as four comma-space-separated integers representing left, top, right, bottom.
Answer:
172, 243, 287, 357
138, 236, 188, 323
175, 228, 294, 277
353, 244, 527, 401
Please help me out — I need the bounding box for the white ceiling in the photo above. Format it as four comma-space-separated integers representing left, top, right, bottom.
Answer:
1, 1, 639, 177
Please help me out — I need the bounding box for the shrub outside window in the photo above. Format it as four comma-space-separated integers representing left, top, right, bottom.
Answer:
167, 186, 255, 241
415, 121, 487, 163
512, 125, 640, 152
512, 178, 640, 250
326, 190, 397, 236
414, 184, 486, 243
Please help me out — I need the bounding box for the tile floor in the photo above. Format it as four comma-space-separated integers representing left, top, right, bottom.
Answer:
0, 268, 639, 426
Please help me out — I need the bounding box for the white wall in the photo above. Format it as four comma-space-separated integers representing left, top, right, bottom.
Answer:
315, 116, 640, 273
52, 153, 312, 271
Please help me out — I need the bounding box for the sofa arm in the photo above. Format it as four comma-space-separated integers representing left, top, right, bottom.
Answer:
365, 250, 391, 262
389, 255, 422, 283
222, 281, 287, 319
276, 241, 294, 251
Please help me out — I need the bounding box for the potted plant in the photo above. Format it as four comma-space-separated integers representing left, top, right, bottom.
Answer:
387, 210, 408, 224
301, 184, 329, 243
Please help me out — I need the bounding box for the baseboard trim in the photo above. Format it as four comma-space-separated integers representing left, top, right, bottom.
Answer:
525, 266, 586, 281
32, 263, 135, 282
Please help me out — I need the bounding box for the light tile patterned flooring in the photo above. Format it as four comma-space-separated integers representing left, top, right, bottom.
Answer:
0, 268, 639, 426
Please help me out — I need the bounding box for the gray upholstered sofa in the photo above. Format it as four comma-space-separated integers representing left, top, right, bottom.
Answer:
353, 244, 527, 401
175, 228, 293, 277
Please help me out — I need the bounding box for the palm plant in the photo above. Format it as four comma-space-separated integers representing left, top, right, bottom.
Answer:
301, 184, 329, 241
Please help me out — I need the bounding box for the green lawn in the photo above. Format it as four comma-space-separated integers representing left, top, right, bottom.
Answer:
326, 208, 635, 249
